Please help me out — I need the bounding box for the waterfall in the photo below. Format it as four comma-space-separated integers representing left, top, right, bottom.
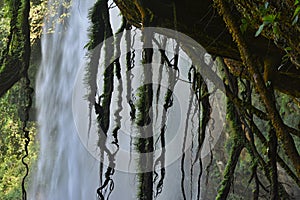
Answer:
29, 0, 98, 199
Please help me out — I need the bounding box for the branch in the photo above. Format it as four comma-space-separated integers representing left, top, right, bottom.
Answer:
219, 58, 300, 138
0, 0, 30, 98
214, 0, 300, 177
217, 65, 244, 200
249, 120, 300, 188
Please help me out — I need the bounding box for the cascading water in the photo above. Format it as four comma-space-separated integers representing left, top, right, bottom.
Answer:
30, 0, 99, 199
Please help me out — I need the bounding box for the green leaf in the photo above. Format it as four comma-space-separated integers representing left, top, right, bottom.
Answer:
262, 14, 276, 24
255, 24, 265, 37
293, 6, 300, 18
240, 18, 248, 34
273, 22, 280, 38
284, 47, 292, 51
292, 15, 299, 25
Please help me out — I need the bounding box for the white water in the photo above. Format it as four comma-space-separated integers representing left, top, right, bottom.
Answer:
30, 1, 99, 199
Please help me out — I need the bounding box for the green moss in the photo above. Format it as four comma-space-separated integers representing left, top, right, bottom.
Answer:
85, 0, 105, 50
216, 99, 244, 200
135, 84, 153, 126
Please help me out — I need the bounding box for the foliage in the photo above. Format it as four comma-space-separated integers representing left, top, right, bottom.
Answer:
255, 2, 280, 38
0, 0, 69, 46
0, 2, 10, 51
0, 0, 31, 98
0, 84, 37, 200
0, 2, 40, 198
292, 0, 300, 25
42, 0, 72, 34
29, 0, 47, 43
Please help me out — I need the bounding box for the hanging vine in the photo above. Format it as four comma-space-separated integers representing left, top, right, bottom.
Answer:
7, 0, 33, 199
86, 0, 118, 199
135, 25, 154, 200
85, 0, 105, 142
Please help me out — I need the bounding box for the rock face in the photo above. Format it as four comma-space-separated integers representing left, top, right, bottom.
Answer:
114, 0, 300, 97
114, 0, 283, 60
